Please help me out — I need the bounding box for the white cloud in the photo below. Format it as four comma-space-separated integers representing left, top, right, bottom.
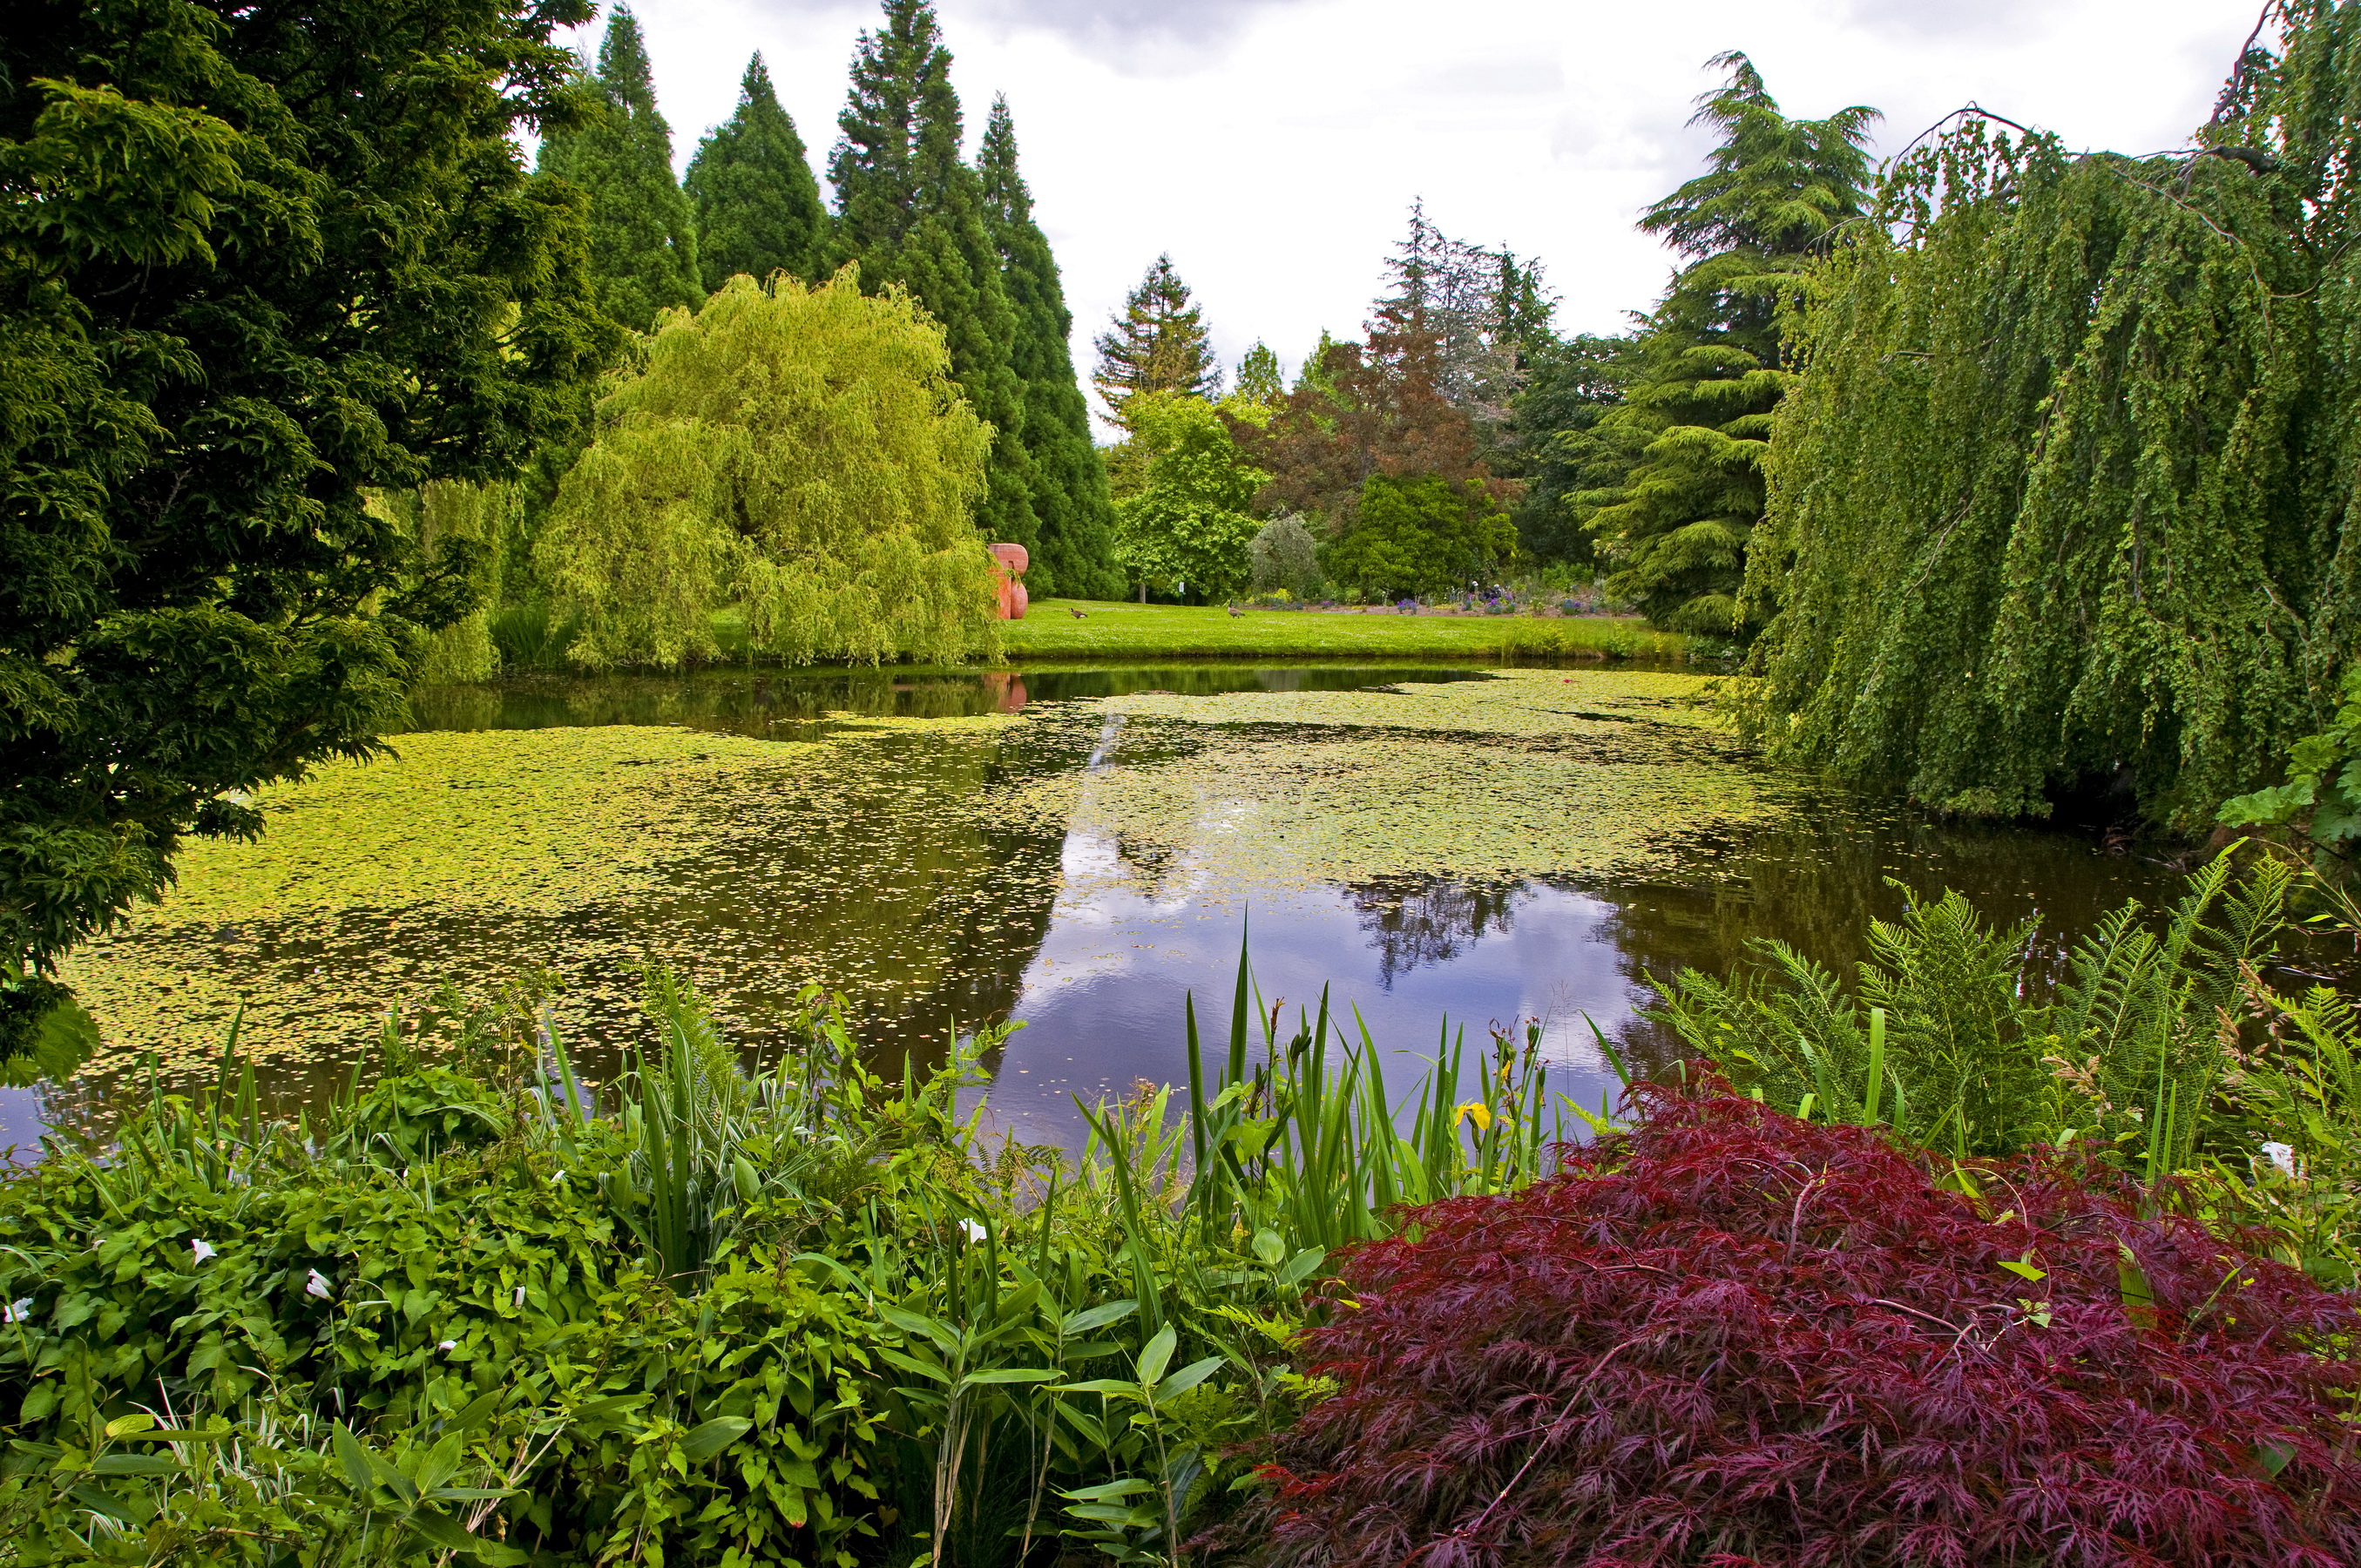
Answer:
579, 0, 2265, 402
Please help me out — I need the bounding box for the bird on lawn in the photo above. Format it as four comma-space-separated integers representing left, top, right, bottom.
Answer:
1226, 602, 1241, 618
1069, 606, 1086, 618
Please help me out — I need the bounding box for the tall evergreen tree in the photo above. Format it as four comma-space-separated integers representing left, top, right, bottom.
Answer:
978, 96, 1122, 598
1572, 53, 1876, 633
1093, 255, 1221, 422
537, 7, 702, 331
685, 54, 831, 292
829, 0, 1038, 558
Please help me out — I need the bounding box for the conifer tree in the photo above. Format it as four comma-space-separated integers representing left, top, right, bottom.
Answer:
1093, 254, 1222, 422
1571, 53, 1876, 633
685, 54, 831, 292
978, 96, 1123, 598
829, 0, 1038, 560
536, 8, 702, 332
1234, 341, 1285, 406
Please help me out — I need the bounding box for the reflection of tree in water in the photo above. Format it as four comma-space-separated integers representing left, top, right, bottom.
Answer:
1587, 804, 2189, 1079
1347, 875, 1530, 989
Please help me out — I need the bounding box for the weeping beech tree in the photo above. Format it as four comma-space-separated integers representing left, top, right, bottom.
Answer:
1748, 4, 2361, 826
536, 269, 999, 667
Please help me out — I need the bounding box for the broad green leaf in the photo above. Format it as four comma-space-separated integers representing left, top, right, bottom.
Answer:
1060, 1300, 1137, 1336
103, 1413, 156, 1439
1154, 1355, 1225, 1404
1277, 1247, 1327, 1287
1064, 1478, 1158, 1501
1136, 1324, 1178, 1388
1997, 1259, 2046, 1283
91, 1453, 179, 1477
1048, 1377, 1139, 1397
681, 1416, 753, 1463
958, 1368, 1061, 1386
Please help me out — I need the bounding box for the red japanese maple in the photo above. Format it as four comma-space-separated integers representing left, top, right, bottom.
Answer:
1242, 1078, 2361, 1567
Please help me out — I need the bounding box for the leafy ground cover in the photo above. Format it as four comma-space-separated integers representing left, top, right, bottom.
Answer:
0, 958, 1566, 1565
996, 601, 1681, 661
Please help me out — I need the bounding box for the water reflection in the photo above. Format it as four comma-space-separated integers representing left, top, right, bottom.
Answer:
12, 660, 2270, 1157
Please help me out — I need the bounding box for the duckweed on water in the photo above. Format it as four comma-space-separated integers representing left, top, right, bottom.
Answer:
56, 670, 1791, 1094
58, 713, 1032, 1079
1006, 670, 1790, 896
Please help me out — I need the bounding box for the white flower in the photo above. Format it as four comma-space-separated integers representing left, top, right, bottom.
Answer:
438, 1339, 459, 1352
304, 1268, 332, 1301
191, 1240, 217, 1266
1, 1299, 32, 1323
512, 1286, 526, 1309
957, 1220, 988, 1243
2261, 1141, 2299, 1179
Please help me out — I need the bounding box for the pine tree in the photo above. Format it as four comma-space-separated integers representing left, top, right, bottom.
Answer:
685, 53, 831, 292
829, 0, 1038, 558
1093, 254, 1221, 422
536, 7, 702, 331
1574, 53, 1876, 633
978, 96, 1123, 598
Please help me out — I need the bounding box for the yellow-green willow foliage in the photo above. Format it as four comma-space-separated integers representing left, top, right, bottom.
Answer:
537, 268, 999, 667
1747, 3, 2361, 826
369, 481, 518, 683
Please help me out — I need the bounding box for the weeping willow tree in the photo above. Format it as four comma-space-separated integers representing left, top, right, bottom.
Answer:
536, 268, 1000, 667
1749, 2, 2361, 826
369, 482, 521, 684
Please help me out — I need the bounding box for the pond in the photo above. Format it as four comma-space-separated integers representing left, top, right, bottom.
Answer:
12, 660, 2196, 1154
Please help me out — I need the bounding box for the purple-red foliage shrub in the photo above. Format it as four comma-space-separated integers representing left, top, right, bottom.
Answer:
1242, 1078, 2361, 1568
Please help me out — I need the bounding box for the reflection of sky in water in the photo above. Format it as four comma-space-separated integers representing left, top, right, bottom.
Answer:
0, 1088, 48, 1164
963, 824, 1634, 1149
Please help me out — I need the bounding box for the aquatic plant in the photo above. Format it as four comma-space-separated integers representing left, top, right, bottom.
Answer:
1238, 1075, 2361, 1568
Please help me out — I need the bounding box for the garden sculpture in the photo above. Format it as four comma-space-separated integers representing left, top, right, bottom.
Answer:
988, 543, 1029, 619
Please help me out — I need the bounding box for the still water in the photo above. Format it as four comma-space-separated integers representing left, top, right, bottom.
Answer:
17, 662, 2199, 1154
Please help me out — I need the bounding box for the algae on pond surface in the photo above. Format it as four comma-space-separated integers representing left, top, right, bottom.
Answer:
999, 669, 1791, 897
58, 713, 1052, 1088
51, 667, 1789, 1120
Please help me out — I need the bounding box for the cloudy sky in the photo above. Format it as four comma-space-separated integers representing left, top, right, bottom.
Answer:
571, 0, 2267, 411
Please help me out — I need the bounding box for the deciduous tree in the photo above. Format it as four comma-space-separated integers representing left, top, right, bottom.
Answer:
1112, 392, 1264, 601
536, 272, 998, 669
1748, 5, 2361, 824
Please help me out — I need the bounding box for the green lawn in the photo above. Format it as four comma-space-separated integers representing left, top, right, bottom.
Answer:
998, 598, 1682, 660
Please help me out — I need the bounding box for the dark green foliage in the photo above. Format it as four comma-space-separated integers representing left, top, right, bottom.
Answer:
1505, 332, 1639, 566
1320, 474, 1515, 602
0, 0, 613, 1055
830, 0, 1038, 558
1750, 5, 2361, 824
2220, 665, 2361, 875
980, 96, 1123, 599
535, 7, 701, 331
684, 53, 830, 293
1093, 253, 1222, 420
1576, 52, 1876, 633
